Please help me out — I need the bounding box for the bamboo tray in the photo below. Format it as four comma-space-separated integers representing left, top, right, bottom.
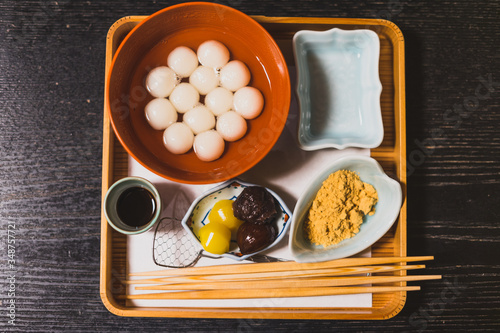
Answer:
100, 15, 406, 319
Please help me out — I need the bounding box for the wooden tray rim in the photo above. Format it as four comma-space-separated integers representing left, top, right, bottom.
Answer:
100, 14, 407, 320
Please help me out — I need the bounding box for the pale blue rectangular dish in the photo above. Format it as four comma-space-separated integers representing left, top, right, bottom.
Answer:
293, 28, 383, 150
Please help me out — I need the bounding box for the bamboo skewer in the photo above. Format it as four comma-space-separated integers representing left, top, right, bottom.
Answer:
135, 274, 441, 291
126, 264, 426, 285
124, 257, 439, 300
128, 256, 434, 277
122, 286, 421, 300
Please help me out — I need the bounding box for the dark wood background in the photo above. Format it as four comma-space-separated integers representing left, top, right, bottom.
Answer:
1, 0, 499, 331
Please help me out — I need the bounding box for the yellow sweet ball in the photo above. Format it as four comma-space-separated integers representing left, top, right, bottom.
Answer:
208, 199, 244, 232
198, 222, 231, 255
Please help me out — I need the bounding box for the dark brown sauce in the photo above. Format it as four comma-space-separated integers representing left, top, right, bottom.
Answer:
117, 187, 156, 228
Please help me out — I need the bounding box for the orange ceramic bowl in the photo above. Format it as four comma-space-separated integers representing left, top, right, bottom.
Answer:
107, 2, 290, 184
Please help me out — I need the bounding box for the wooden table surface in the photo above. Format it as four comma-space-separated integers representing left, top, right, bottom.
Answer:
1, 0, 499, 331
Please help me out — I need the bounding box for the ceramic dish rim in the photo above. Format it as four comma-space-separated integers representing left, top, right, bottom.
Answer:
181, 178, 292, 261
293, 27, 384, 150
106, 2, 291, 184
288, 155, 402, 262
103, 176, 162, 235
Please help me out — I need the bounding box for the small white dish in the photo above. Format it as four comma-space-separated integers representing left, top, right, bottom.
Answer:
293, 28, 383, 150
181, 179, 292, 261
289, 155, 402, 262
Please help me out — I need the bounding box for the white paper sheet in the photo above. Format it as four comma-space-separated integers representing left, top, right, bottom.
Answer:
125, 69, 372, 308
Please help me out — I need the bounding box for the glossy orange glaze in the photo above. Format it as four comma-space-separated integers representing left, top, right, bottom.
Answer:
107, 2, 290, 184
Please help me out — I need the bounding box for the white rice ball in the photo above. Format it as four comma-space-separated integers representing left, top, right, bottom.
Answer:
145, 66, 178, 98
183, 105, 216, 135
197, 40, 230, 69
189, 66, 219, 95
193, 130, 225, 162
216, 111, 247, 142
169, 83, 200, 113
233, 86, 264, 119
219, 60, 251, 91
144, 98, 178, 130
205, 87, 233, 116
163, 122, 194, 154
167, 46, 199, 78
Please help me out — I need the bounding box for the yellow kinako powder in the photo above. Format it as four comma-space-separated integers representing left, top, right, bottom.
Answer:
304, 170, 378, 247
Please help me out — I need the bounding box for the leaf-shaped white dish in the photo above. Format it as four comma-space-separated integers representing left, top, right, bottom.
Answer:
289, 155, 402, 262
293, 28, 383, 150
